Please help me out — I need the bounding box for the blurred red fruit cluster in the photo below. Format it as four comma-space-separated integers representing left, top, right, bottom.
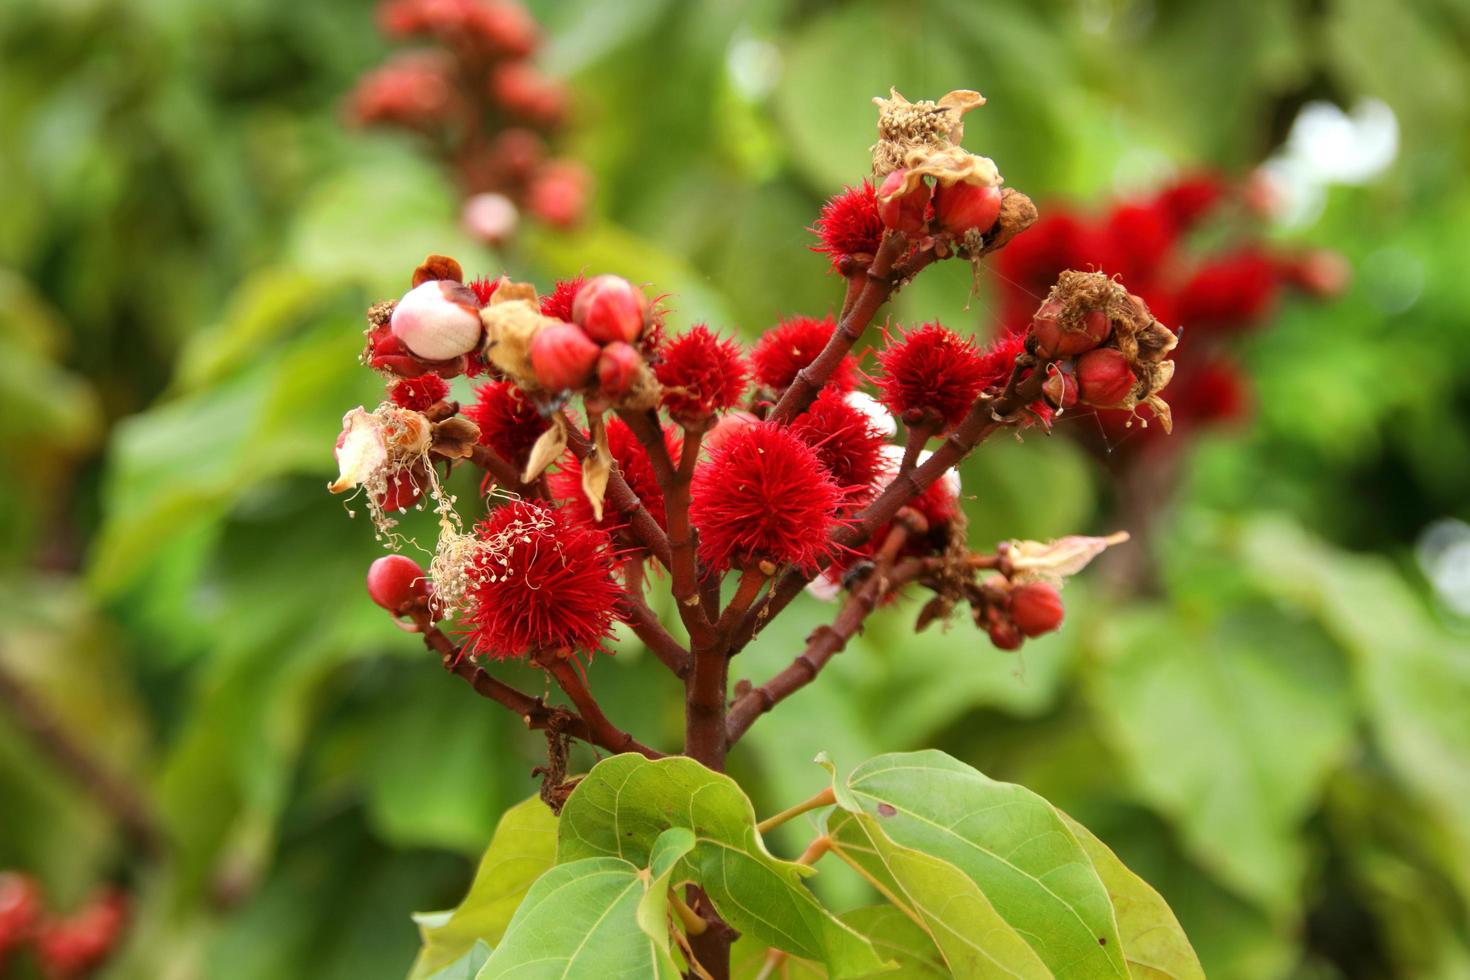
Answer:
992, 173, 1346, 449
347, 0, 589, 242
0, 872, 129, 979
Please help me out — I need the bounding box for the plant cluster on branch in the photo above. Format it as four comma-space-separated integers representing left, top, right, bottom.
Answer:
347, 0, 589, 244
331, 89, 1199, 979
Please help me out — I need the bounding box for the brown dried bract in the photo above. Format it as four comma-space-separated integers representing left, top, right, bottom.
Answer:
479, 279, 560, 385
430, 416, 481, 461
871, 88, 986, 179
411, 254, 464, 286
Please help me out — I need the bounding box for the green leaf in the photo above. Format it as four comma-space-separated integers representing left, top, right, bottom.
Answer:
1058, 813, 1205, 980
557, 754, 886, 978
828, 750, 1130, 979
824, 807, 1052, 978
1086, 603, 1354, 912
424, 941, 492, 980
408, 797, 559, 979
838, 906, 950, 978
474, 855, 683, 979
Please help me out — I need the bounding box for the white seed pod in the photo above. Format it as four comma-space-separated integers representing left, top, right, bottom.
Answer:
391, 280, 483, 361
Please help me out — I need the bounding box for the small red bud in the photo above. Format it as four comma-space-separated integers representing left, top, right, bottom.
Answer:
1076, 348, 1137, 407
572, 274, 647, 344
0, 872, 43, 951
1042, 363, 1078, 409
597, 341, 642, 397
933, 181, 1002, 235
377, 467, 425, 513
530, 322, 601, 390
877, 169, 931, 234
987, 620, 1023, 651
391, 280, 483, 361
367, 555, 428, 611
1030, 302, 1112, 358
1010, 582, 1064, 636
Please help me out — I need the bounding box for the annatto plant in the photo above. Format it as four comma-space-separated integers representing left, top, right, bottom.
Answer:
330, 89, 1204, 979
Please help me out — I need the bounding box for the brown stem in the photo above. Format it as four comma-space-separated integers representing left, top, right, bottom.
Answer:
407, 607, 662, 758
727, 532, 922, 744
560, 414, 674, 570
535, 649, 664, 760
468, 445, 533, 497
0, 655, 165, 860
767, 232, 911, 425
730, 358, 1050, 654
620, 586, 692, 679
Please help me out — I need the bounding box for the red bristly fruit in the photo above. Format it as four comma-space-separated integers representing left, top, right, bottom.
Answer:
530, 322, 600, 390
572, 274, 647, 344
810, 181, 883, 269
465, 380, 548, 470
751, 315, 857, 392
789, 388, 889, 497
875, 322, 990, 430
463, 500, 621, 659
1076, 348, 1137, 407
389, 374, 451, 411
690, 422, 844, 572
367, 555, 429, 611
933, 181, 1002, 235
0, 872, 43, 954
877, 168, 930, 234
654, 324, 748, 423
1010, 582, 1064, 636
552, 418, 677, 534
1029, 300, 1112, 358
596, 341, 642, 398
391, 280, 484, 361
539, 276, 585, 322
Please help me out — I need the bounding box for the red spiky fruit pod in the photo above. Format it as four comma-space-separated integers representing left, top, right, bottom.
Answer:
462, 500, 622, 660
690, 421, 844, 572
789, 389, 889, 499
751, 315, 858, 392
654, 324, 749, 424
464, 380, 549, 470
810, 181, 884, 270
467, 275, 501, 306
875, 322, 990, 430
551, 418, 680, 534
539, 276, 586, 322
389, 374, 451, 411
975, 330, 1027, 391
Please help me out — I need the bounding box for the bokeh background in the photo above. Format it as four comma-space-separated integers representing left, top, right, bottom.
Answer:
3, 0, 1469, 977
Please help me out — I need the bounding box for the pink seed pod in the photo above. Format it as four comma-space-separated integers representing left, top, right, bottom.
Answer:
1042, 363, 1078, 410
1030, 301, 1112, 359
1010, 582, 1064, 636
877, 168, 931, 234
933, 181, 1002, 235
530, 322, 601, 390
572, 274, 647, 344
1076, 348, 1137, 407
391, 279, 483, 361
367, 554, 429, 611
596, 341, 642, 397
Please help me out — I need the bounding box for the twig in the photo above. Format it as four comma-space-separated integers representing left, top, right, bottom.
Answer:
560, 412, 674, 570
535, 648, 665, 760
756, 788, 836, 836
619, 586, 692, 679
0, 654, 165, 859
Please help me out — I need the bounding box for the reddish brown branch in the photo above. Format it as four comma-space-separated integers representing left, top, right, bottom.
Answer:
468, 444, 533, 496
407, 607, 662, 758
620, 586, 692, 679
0, 655, 164, 859
535, 649, 665, 760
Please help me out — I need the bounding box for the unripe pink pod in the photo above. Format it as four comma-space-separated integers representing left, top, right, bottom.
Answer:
572, 274, 647, 344
530, 322, 600, 390
367, 554, 429, 611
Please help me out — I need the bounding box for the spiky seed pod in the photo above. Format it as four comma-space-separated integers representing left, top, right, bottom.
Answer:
810, 182, 883, 269
789, 388, 889, 499
751, 315, 858, 392
389, 374, 451, 411
539, 276, 586, 322
690, 421, 844, 572
464, 380, 548, 470
875, 322, 990, 430
654, 324, 749, 423
461, 501, 622, 660
551, 417, 678, 534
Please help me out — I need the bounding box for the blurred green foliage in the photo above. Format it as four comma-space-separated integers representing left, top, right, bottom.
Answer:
1, 0, 1468, 977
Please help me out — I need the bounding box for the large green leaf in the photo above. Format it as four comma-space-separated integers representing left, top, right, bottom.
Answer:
730, 905, 950, 979
824, 807, 1051, 978
1087, 603, 1355, 912
473, 847, 685, 979
424, 941, 492, 980
557, 754, 886, 978
828, 750, 1130, 979
408, 796, 559, 979
1058, 813, 1204, 980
